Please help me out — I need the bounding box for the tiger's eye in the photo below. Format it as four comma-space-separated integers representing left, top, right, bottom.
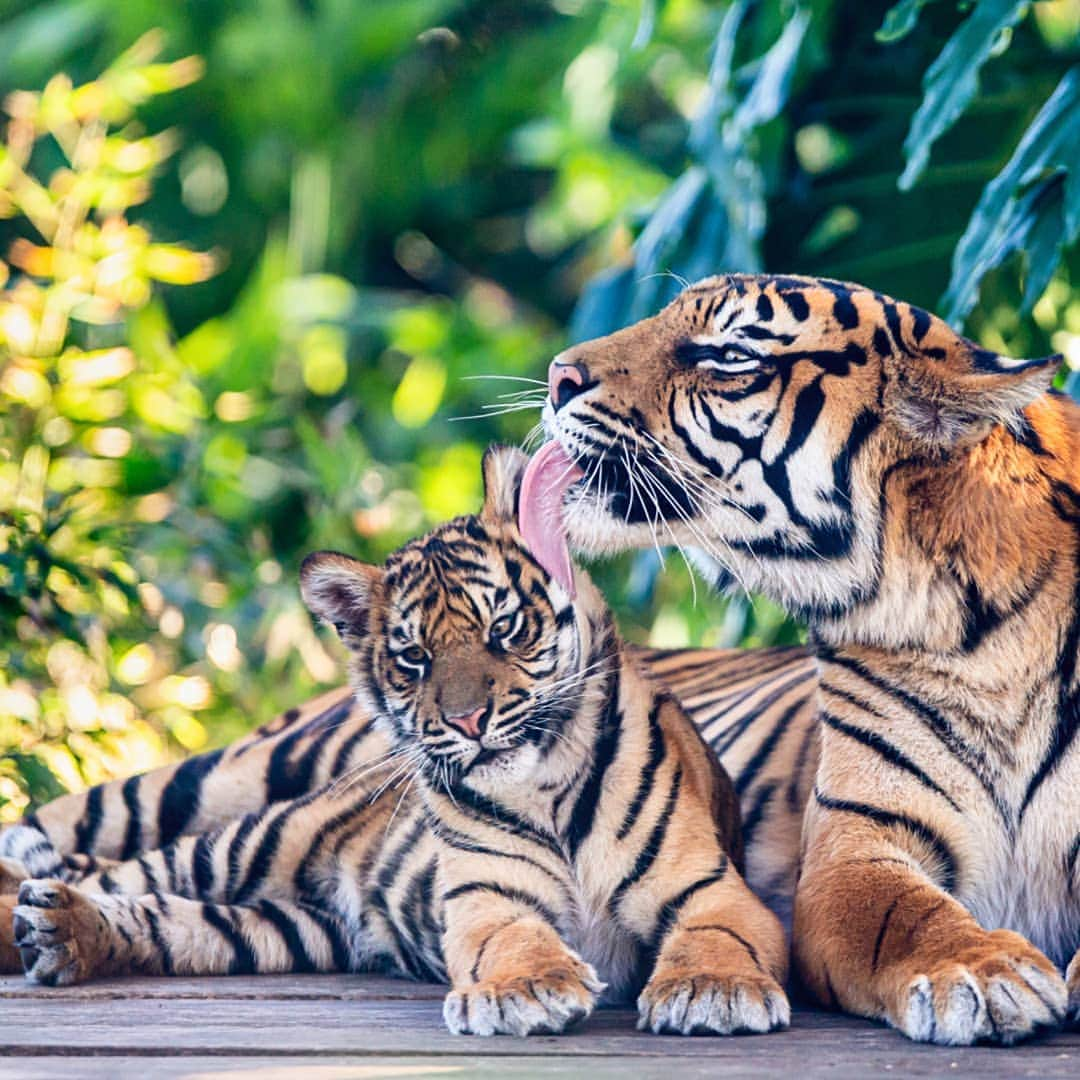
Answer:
490, 613, 516, 639
400, 644, 427, 665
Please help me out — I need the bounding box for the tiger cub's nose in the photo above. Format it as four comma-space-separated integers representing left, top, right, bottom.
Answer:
548, 360, 589, 412
444, 706, 486, 740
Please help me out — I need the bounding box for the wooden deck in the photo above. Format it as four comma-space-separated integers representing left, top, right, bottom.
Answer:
0, 974, 1076, 1078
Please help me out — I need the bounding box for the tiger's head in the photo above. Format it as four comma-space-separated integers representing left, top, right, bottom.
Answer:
543, 274, 1063, 647
300, 446, 613, 790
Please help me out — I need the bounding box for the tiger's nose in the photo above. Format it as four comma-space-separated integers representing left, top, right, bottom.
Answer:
548, 360, 589, 412
444, 706, 486, 740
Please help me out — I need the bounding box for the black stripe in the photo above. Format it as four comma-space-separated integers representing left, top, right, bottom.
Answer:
302, 905, 353, 972
202, 905, 257, 974
233, 798, 311, 905
193, 833, 216, 900
682, 922, 763, 972
732, 698, 806, 797
225, 813, 261, 899
1022, 544, 1080, 815
329, 717, 375, 778
257, 900, 317, 973
1065, 834, 1080, 894
120, 776, 142, 860
814, 790, 957, 894
442, 881, 559, 926
610, 767, 683, 914
143, 904, 174, 975
267, 710, 342, 802
740, 780, 778, 849
650, 862, 729, 951
564, 663, 622, 858
469, 916, 519, 981
820, 705, 960, 810
157, 749, 224, 846
615, 699, 666, 841
435, 825, 565, 890
162, 841, 179, 893
73, 786, 104, 854
136, 855, 159, 891
294, 795, 380, 899
443, 783, 564, 860
871, 896, 900, 972
705, 672, 812, 755
821, 653, 1002, 817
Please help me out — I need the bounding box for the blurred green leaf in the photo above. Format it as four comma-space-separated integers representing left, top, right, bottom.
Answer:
876, 0, 939, 44
898, 0, 1030, 191
941, 67, 1080, 322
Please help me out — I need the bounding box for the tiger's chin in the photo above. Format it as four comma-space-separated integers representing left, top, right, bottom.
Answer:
562, 493, 657, 558
462, 741, 541, 787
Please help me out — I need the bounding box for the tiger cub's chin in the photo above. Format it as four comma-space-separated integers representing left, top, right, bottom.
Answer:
301, 444, 791, 1036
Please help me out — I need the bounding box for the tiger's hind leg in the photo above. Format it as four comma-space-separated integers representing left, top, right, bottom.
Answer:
12, 879, 353, 985
0, 686, 382, 866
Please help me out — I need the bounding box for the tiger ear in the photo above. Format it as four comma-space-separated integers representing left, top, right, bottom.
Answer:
300, 552, 382, 641
888, 344, 1060, 448
480, 444, 529, 523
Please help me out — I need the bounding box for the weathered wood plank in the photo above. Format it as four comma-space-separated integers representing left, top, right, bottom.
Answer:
0, 982, 1076, 1078
0, 974, 441, 1001
2, 1049, 1067, 1080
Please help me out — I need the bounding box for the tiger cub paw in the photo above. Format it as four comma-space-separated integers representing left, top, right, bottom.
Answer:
1067, 950, 1080, 1027
637, 971, 790, 1035
443, 963, 604, 1036
892, 930, 1067, 1045
13, 880, 113, 986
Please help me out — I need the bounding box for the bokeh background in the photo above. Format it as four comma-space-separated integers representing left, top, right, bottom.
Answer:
1, 0, 1079, 818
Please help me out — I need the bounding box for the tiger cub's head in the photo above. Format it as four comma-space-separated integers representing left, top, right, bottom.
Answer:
301, 446, 612, 789
542, 273, 1062, 641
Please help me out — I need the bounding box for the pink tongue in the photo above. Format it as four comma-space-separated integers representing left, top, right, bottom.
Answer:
519, 441, 584, 597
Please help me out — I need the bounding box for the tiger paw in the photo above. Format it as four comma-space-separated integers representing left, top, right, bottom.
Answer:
13, 880, 113, 986
890, 930, 1067, 1045
443, 964, 604, 1036
637, 971, 790, 1035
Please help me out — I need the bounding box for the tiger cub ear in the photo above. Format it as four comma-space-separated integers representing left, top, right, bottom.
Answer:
481, 444, 529, 523
888, 340, 1060, 448
300, 552, 383, 640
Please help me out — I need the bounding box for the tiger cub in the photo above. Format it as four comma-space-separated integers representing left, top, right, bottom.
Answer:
9, 446, 788, 1037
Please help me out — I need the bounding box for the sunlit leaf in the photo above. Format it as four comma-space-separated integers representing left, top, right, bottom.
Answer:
876, 0, 941, 43
898, 0, 1031, 190
941, 67, 1080, 322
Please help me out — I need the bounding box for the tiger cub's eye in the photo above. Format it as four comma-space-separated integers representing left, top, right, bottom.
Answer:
400, 644, 428, 665
490, 612, 517, 641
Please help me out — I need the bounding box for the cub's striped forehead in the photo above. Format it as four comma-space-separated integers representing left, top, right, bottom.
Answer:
380, 515, 547, 626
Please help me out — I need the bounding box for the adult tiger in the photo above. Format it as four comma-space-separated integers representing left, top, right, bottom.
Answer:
3, 447, 790, 1037
535, 272, 1080, 1045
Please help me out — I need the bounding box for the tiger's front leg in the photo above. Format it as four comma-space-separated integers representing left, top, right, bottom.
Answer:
637, 866, 790, 1035
795, 811, 1069, 1044
12, 879, 350, 984
439, 855, 603, 1036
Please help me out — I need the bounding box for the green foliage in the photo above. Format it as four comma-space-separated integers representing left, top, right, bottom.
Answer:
896, 0, 1030, 191
942, 67, 1080, 322
0, 0, 1079, 815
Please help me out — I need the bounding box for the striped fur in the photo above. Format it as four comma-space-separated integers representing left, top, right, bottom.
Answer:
0, 447, 802, 1037
543, 272, 1080, 1043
